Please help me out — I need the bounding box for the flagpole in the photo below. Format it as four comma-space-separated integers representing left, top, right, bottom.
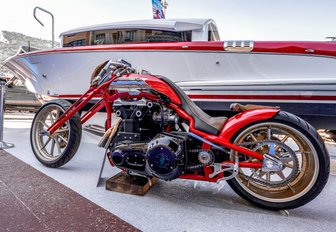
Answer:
161, 0, 168, 16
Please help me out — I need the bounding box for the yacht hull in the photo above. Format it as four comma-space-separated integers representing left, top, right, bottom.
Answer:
4, 41, 336, 129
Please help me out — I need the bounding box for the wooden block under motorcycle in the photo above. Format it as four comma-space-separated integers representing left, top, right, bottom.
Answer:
106, 172, 158, 196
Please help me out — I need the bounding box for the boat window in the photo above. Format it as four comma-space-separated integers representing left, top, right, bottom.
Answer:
63, 32, 88, 47
90, 29, 192, 45
95, 33, 106, 44
208, 23, 220, 41
64, 39, 86, 47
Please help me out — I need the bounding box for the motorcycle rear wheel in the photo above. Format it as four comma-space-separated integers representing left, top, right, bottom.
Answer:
30, 99, 82, 168
227, 111, 330, 210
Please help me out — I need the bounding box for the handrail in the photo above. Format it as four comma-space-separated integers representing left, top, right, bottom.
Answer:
326, 36, 336, 42
33, 6, 55, 48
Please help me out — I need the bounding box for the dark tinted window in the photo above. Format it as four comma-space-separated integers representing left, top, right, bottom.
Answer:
62, 29, 193, 47
63, 32, 88, 47
91, 29, 192, 45
63, 39, 86, 47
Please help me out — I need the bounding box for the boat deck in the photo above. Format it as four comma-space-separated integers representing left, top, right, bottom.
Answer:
2, 116, 336, 231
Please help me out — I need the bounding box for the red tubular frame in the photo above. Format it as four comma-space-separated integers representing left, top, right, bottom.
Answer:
45, 74, 278, 183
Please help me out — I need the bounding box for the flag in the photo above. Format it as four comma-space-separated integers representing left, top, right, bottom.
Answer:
152, 0, 165, 19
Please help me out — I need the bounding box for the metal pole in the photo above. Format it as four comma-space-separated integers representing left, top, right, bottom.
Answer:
0, 79, 14, 150
161, 0, 168, 16
33, 6, 55, 48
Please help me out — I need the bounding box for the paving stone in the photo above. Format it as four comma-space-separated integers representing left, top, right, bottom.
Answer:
0, 150, 139, 232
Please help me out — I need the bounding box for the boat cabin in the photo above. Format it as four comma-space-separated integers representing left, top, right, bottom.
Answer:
60, 19, 220, 47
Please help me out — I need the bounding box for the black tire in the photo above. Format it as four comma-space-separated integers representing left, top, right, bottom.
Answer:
30, 99, 82, 168
227, 111, 330, 210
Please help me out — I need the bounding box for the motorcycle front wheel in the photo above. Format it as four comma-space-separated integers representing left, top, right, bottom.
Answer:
30, 99, 82, 168
227, 111, 330, 210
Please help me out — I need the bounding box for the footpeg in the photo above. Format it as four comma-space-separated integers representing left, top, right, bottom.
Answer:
209, 160, 239, 183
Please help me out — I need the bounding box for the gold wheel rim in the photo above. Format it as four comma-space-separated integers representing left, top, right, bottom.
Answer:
232, 122, 319, 203
32, 105, 70, 162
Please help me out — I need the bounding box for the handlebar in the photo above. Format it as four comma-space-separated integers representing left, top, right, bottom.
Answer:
91, 59, 136, 87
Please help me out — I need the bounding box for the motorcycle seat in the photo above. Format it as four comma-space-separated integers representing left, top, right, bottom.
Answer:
157, 76, 227, 135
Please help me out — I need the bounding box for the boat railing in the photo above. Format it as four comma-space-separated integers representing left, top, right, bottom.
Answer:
16, 46, 40, 55
33, 6, 55, 48
326, 37, 336, 42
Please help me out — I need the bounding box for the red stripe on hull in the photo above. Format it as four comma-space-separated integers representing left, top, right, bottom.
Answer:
188, 94, 336, 101
17, 41, 336, 58
58, 94, 336, 101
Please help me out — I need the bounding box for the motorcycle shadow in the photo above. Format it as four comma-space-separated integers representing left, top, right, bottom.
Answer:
147, 179, 276, 215
146, 177, 335, 222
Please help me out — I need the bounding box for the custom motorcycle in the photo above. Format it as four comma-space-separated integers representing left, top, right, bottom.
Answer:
30, 60, 330, 210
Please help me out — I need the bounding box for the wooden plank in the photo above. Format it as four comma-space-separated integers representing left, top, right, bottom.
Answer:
106, 172, 158, 196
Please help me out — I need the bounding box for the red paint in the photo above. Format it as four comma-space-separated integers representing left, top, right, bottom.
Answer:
18, 42, 226, 57
45, 71, 281, 183
129, 74, 182, 105
17, 41, 336, 58
189, 94, 336, 101
170, 103, 266, 160
219, 109, 279, 140
59, 93, 336, 102
254, 41, 336, 57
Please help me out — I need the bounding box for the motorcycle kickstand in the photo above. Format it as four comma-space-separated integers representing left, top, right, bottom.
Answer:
96, 148, 108, 187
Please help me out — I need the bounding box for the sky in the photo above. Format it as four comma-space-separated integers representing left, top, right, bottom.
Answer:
0, 0, 335, 42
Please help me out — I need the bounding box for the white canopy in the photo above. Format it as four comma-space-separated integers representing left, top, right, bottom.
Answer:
60, 18, 215, 37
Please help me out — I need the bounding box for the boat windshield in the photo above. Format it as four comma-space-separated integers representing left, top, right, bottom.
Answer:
63, 29, 192, 47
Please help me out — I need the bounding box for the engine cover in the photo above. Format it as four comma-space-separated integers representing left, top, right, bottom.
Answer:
110, 143, 147, 172
146, 133, 186, 180
110, 133, 186, 180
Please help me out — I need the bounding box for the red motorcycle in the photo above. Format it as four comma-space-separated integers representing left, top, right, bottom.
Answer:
30, 60, 330, 210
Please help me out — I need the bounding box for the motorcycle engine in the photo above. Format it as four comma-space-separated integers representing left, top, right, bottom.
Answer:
146, 133, 186, 180
109, 98, 186, 180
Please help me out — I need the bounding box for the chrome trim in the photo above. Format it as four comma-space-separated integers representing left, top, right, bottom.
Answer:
224, 40, 254, 52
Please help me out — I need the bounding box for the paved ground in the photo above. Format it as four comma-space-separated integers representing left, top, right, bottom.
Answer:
0, 150, 138, 232
2, 118, 336, 232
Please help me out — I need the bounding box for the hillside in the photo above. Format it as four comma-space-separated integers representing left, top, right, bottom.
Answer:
0, 30, 59, 65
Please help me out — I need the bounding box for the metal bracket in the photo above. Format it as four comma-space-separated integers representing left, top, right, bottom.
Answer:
209, 156, 239, 183
262, 154, 283, 172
